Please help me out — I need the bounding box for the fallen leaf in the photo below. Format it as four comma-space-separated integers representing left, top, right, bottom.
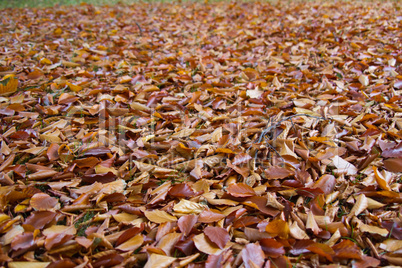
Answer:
144, 210, 177, 224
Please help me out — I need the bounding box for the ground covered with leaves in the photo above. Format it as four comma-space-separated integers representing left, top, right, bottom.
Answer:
0, 1, 401, 267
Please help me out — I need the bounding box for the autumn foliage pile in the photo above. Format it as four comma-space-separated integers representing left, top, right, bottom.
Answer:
0, 1, 401, 267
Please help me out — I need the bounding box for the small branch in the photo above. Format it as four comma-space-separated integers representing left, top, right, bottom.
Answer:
250, 113, 330, 167
135, 21, 143, 36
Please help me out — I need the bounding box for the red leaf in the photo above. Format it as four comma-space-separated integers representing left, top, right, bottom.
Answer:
260, 238, 285, 258
384, 158, 402, 173
82, 147, 111, 157
306, 243, 334, 262
233, 216, 260, 228
30, 193, 58, 210
11, 232, 35, 251
198, 209, 225, 223
313, 174, 336, 195
232, 153, 252, 165
265, 166, 295, 179
74, 157, 100, 168
24, 211, 56, 230
46, 259, 76, 268
116, 226, 144, 246
168, 183, 196, 198
332, 240, 362, 260
382, 142, 402, 158
206, 254, 224, 268
82, 171, 116, 184
381, 221, 402, 240
178, 214, 198, 236
243, 196, 279, 217
241, 243, 265, 268
93, 253, 124, 268
47, 143, 60, 161
45, 233, 74, 250
352, 255, 381, 268
175, 234, 195, 255
101, 193, 126, 203
204, 226, 230, 249
227, 183, 256, 197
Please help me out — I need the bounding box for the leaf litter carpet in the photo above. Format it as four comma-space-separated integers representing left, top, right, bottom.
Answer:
0, 1, 401, 267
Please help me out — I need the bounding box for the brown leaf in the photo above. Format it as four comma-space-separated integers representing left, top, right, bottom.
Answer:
46, 143, 59, 161
265, 218, 290, 239
332, 240, 362, 260
168, 183, 196, 197
382, 142, 402, 158
232, 153, 252, 165
178, 215, 198, 236
45, 233, 73, 250
24, 211, 56, 230
93, 253, 124, 268
352, 255, 381, 268
265, 166, 295, 179
198, 209, 225, 223
373, 166, 391, 191
384, 158, 402, 173
227, 183, 256, 197
260, 238, 285, 258
27, 69, 43, 80
241, 243, 265, 268
204, 226, 230, 249
243, 196, 279, 217
144, 210, 177, 224
313, 174, 336, 195
381, 221, 402, 240
82, 172, 116, 184
30, 193, 58, 211
73, 157, 100, 168
82, 147, 111, 157
306, 243, 334, 262
193, 233, 226, 255
11, 232, 35, 252
116, 234, 144, 252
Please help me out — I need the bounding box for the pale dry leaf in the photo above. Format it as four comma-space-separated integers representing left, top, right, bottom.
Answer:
144, 254, 176, 268
173, 199, 207, 214
144, 210, 177, 224
348, 194, 368, 219
193, 233, 227, 255
116, 234, 144, 252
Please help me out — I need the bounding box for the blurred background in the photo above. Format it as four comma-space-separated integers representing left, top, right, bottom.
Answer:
0, 0, 174, 9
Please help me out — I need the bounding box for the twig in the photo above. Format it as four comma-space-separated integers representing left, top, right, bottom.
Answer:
250, 113, 331, 167
135, 21, 143, 36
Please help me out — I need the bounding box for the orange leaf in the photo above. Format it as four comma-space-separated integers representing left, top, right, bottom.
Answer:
227, 183, 256, 197
265, 218, 289, 239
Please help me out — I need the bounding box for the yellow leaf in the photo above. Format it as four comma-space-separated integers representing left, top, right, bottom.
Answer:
9, 263, 50, 268
0, 214, 10, 224
348, 194, 368, 218
173, 199, 207, 214
53, 28, 62, 35
373, 166, 391, 191
116, 234, 143, 251
144, 254, 176, 268
0, 76, 18, 96
40, 58, 52, 65
144, 210, 177, 224
66, 82, 82, 92
112, 212, 138, 224
193, 233, 226, 255
62, 60, 81, 67
119, 75, 132, 83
